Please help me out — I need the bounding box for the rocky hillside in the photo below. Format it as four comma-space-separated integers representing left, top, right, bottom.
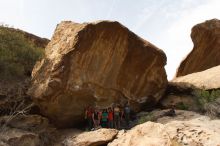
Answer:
0, 26, 49, 120
176, 19, 220, 77
0, 26, 49, 80
28, 20, 167, 128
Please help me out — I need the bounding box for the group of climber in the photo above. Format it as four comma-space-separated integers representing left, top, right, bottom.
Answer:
85, 103, 131, 130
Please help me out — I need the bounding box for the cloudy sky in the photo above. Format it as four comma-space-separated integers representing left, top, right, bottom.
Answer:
0, 0, 220, 80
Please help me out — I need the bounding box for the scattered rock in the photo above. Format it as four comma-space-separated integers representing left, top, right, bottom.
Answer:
160, 94, 197, 110
176, 19, 220, 77
0, 79, 34, 117
0, 115, 57, 146
164, 116, 220, 146
156, 110, 204, 124
28, 20, 167, 127
0, 128, 40, 146
160, 82, 199, 111
156, 110, 220, 146
0, 115, 50, 131
204, 98, 220, 118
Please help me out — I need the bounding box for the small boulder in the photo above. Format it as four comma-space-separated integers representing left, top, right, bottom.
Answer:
0, 128, 40, 146
63, 128, 118, 146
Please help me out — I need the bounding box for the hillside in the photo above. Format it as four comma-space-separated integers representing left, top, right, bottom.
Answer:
0, 26, 49, 80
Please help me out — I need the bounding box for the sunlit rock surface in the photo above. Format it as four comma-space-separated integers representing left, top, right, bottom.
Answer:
28, 20, 167, 127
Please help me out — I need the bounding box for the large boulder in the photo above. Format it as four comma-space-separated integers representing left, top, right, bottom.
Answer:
28, 20, 167, 127
176, 19, 220, 77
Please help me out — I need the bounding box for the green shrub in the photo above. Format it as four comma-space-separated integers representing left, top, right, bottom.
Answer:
0, 26, 44, 80
176, 102, 189, 110
137, 113, 154, 124
192, 89, 220, 110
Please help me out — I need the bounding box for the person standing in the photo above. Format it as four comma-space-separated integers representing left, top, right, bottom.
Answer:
85, 106, 93, 130
124, 102, 131, 129
114, 104, 121, 129
92, 108, 100, 129
101, 109, 108, 128
108, 107, 114, 128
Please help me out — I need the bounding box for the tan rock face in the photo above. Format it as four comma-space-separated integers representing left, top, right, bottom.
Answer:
109, 110, 220, 146
28, 20, 167, 127
63, 129, 118, 146
172, 65, 220, 90
109, 122, 172, 146
176, 19, 220, 77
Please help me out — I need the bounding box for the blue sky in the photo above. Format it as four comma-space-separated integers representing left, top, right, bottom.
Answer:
0, 0, 220, 80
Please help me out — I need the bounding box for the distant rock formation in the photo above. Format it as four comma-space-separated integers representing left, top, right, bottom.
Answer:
176, 19, 220, 77
28, 20, 167, 127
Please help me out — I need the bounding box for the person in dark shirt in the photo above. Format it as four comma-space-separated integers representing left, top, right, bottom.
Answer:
85, 106, 93, 130
92, 108, 100, 129
124, 102, 131, 129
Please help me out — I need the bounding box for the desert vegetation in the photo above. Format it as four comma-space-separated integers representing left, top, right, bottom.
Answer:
192, 89, 220, 111
0, 26, 44, 80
